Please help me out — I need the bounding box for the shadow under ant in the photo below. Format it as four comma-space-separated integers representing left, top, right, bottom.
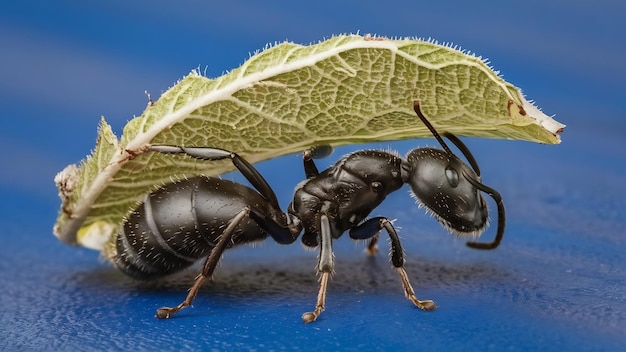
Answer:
69, 253, 512, 300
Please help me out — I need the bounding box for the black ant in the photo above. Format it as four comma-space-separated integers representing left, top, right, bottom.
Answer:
112, 101, 505, 322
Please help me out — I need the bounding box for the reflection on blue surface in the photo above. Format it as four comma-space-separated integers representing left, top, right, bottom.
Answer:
1, 1, 625, 351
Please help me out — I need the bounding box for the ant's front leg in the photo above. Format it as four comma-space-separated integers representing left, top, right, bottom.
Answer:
302, 214, 334, 323
349, 217, 436, 311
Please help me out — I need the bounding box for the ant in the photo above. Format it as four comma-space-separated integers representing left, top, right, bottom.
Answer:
112, 101, 505, 322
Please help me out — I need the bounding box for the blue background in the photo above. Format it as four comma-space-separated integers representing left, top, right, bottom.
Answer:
1, 1, 625, 351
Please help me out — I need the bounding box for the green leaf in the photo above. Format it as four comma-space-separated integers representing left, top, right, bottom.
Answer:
53, 34, 565, 250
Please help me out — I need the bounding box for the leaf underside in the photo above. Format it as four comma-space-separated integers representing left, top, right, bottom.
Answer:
52, 34, 565, 251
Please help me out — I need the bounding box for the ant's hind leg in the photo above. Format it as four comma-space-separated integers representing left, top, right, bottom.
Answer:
349, 217, 436, 311
155, 207, 251, 319
148, 145, 281, 210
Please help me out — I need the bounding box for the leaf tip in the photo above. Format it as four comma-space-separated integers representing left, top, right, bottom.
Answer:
508, 96, 565, 144
54, 163, 80, 209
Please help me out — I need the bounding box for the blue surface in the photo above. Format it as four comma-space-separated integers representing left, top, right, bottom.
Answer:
1, 1, 625, 351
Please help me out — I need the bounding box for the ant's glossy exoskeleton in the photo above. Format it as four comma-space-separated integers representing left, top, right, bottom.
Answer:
112, 101, 505, 322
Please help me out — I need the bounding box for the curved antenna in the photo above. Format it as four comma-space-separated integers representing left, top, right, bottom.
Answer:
413, 102, 453, 155
463, 170, 506, 250
414, 101, 504, 249
413, 102, 481, 176
442, 133, 481, 177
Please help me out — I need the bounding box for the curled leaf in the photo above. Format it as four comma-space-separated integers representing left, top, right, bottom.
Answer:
53, 34, 565, 249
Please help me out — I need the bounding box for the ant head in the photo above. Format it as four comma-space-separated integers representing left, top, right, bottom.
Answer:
405, 147, 488, 236
403, 102, 505, 249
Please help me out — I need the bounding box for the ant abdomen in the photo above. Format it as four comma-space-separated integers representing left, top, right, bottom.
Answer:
113, 176, 271, 280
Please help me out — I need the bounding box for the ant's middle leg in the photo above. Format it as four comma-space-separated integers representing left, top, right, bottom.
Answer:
349, 217, 436, 311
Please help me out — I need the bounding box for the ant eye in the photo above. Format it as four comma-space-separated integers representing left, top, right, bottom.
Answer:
371, 181, 383, 193
445, 167, 459, 188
